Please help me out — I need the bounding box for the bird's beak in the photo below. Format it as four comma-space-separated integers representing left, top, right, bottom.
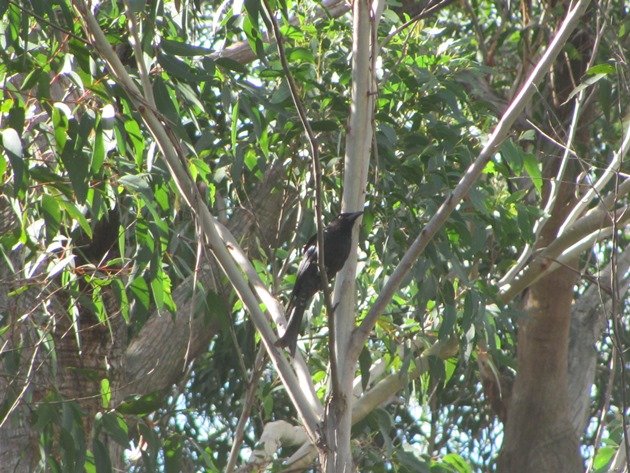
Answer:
347, 211, 363, 221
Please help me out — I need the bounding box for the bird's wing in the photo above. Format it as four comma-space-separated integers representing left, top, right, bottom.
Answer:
295, 246, 317, 281
302, 233, 317, 254
290, 243, 320, 303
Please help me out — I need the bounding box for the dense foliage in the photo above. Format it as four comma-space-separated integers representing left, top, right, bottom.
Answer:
0, 0, 628, 471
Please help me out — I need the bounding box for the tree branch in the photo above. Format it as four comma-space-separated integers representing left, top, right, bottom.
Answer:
559, 115, 630, 235
500, 205, 629, 302
274, 337, 459, 470
72, 0, 322, 442
568, 246, 630, 434
211, 0, 351, 65
350, 0, 594, 359
260, 0, 336, 384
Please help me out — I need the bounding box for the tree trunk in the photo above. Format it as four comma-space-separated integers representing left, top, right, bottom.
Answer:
498, 3, 595, 470
498, 267, 583, 471
498, 154, 583, 472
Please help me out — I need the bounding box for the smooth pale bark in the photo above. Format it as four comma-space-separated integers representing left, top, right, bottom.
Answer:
320, 0, 378, 469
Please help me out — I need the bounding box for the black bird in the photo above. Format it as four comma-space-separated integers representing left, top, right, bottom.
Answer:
275, 211, 363, 356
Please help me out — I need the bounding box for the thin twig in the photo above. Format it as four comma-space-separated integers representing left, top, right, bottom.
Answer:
381, 0, 456, 48
350, 0, 593, 360
586, 348, 616, 473
503, 3, 604, 289
609, 172, 630, 473
559, 116, 630, 235
260, 0, 338, 388
226, 346, 267, 473
72, 0, 322, 441
122, 0, 156, 109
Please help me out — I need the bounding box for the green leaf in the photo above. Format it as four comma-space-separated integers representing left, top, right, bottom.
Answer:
310, 120, 339, 131
129, 276, 151, 320
112, 279, 130, 323
0, 147, 6, 177
58, 199, 92, 237
99, 412, 129, 446
270, 82, 291, 104
1, 127, 22, 157
368, 408, 393, 452
6, 101, 25, 135
34, 402, 58, 430
2, 127, 25, 192
287, 47, 314, 62
396, 450, 430, 473
215, 57, 248, 74
500, 139, 522, 173
91, 122, 105, 174
47, 254, 75, 279
592, 445, 615, 471
118, 173, 152, 194
151, 270, 165, 309
92, 439, 112, 473
117, 393, 163, 416
359, 346, 372, 391
161, 39, 213, 56
441, 453, 472, 473
230, 100, 240, 154
428, 355, 445, 387
128, 0, 146, 13
100, 378, 111, 408
59, 122, 90, 203
586, 63, 616, 76
60, 427, 77, 470
41, 194, 61, 241
158, 51, 195, 81
52, 103, 71, 150
444, 358, 457, 386
202, 290, 230, 329
564, 73, 608, 103
242, 13, 265, 60
522, 153, 542, 195
153, 78, 181, 132
164, 435, 183, 473
461, 291, 479, 331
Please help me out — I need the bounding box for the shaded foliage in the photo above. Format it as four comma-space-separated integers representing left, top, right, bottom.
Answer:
0, 0, 628, 471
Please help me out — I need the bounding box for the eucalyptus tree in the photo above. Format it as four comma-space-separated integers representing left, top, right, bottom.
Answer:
0, 0, 628, 471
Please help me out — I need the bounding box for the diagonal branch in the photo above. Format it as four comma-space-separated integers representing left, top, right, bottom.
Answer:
71, 0, 322, 442
499, 205, 630, 302
350, 0, 593, 361
211, 0, 350, 65
260, 0, 337, 385
559, 113, 630, 235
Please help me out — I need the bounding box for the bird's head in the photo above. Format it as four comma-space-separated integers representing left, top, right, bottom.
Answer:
338, 211, 363, 223
332, 211, 363, 230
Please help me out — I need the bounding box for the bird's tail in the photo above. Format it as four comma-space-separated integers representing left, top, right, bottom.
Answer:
275, 302, 306, 357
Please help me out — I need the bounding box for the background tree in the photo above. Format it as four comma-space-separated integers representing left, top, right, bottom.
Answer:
0, 0, 628, 472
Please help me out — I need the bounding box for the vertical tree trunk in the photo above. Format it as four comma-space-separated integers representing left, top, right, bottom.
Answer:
498, 3, 595, 469
498, 8, 591, 473
499, 268, 583, 471
498, 159, 582, 472
319, 0, 376, 469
